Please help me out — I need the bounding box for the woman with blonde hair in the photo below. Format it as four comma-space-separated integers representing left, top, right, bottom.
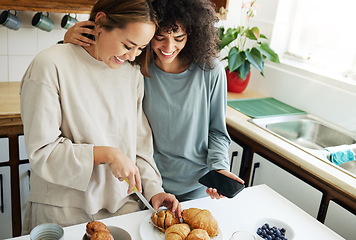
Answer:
20, 0, 180, 234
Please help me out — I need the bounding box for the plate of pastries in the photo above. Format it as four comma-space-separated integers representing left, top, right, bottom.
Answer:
140, 208, 223, 240
84, 221, 132, 240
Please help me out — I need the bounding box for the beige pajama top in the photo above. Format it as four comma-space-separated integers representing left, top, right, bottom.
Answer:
20, 44, 164, 215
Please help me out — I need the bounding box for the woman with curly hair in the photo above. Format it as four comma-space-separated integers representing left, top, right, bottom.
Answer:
64, 0, 243, 201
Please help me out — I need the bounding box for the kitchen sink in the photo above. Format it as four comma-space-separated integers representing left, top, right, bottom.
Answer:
249, 114, 356, 174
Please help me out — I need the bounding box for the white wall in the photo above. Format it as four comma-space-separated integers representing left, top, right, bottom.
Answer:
225, 0, 356, 133
1, 2, 356, 132
0, 10, 88, 83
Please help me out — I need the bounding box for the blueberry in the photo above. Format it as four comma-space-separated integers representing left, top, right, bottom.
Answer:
257, 223, 287, 240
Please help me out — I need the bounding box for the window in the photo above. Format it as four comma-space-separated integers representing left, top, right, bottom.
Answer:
286, 0, 356, 80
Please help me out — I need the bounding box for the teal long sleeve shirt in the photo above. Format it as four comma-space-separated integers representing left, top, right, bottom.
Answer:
143, 60, 231, 201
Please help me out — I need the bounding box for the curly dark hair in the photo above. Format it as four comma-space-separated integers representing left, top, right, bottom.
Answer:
151, 0, 220, 69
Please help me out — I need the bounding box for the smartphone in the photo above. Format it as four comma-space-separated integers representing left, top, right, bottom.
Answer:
198, 170, 245, 198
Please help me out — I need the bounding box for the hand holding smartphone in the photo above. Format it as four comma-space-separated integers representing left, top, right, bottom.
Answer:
198, 170, 245, 198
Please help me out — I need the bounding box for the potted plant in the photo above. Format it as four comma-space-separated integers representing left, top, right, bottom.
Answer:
218, 1, 280, 93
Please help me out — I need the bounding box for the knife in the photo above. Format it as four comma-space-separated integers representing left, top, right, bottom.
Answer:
125, 178, 157, 213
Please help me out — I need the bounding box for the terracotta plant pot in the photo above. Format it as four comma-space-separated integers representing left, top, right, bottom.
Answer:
226, 70, 251, 93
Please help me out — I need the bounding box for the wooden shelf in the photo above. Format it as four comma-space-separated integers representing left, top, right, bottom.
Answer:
0, 0, 96, 14
0, 0, 228, 14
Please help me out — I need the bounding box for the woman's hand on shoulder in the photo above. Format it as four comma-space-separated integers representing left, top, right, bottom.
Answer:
151, 192, 182, 218
206, 169, 244, 199
64, 20, 96, 46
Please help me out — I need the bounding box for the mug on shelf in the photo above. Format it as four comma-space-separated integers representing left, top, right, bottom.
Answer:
0, 10, 21, 30
32, 12, 54, 32
61, 13, 78, 29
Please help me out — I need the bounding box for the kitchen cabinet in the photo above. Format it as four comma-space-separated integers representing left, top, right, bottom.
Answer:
18, 135, 28, 161
19, 163, 30, 224
324, 200, 356, 240
0, 80, 25, 236
249, 154, 323, 218
228, 141, 243, 176
0, 166, 13, 239
0, 0, 228, 14
0, 137, 9, 163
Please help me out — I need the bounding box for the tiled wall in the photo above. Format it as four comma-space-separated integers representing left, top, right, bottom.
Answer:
0, 10, 89, 82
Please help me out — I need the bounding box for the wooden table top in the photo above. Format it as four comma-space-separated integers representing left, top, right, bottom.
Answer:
0, 82, 22, 127
0, 82, 21, 117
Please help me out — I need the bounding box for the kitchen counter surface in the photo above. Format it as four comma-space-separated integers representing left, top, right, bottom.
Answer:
0, 82, 22, 127
9, 184, 344, 240
0, 82, 21, 117
225, 91, 356, 202
1, 82, 355, 205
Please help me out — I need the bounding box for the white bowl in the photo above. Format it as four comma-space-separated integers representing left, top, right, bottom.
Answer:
255, 218, 294, 239
30, 223, 64, 240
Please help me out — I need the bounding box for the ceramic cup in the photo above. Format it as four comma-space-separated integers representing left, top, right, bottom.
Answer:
32, 12, 54, 32
0, 10, 21, 30
61, 13, 78, 29
230, 231, 257, 240
30, 223, 64, 240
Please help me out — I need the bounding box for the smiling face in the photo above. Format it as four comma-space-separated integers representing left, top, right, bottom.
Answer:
151, 24, 188, 73
86, 13, 156, 69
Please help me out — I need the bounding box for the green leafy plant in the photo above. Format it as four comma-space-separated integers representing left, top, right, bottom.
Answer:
218, 1, 280, 81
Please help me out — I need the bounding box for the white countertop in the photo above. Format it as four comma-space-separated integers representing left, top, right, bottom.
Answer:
10, 185, 343, 240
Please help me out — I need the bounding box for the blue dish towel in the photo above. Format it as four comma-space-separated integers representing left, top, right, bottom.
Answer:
324, 145, 355, 165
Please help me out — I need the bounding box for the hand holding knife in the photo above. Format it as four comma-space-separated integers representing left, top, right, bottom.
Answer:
125, 178, 157, 213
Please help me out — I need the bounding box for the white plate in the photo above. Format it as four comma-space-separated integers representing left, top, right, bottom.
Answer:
255, 218, 294, 240
139, 213, 223, 240
83, 226, 131, 240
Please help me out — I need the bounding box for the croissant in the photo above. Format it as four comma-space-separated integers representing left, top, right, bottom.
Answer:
165, 223, 191, 240
182, 208, 219, 237
86, 221, 110, 236
186, 229, 211, 240
86, 221, 112, 239
151, 209, 180, 232
90, 231, 114, 240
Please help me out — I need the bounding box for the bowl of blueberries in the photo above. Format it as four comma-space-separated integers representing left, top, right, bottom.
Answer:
255, 218, 294, 240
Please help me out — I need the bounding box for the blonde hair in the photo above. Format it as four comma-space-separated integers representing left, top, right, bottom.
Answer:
89, 0, 157, 77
